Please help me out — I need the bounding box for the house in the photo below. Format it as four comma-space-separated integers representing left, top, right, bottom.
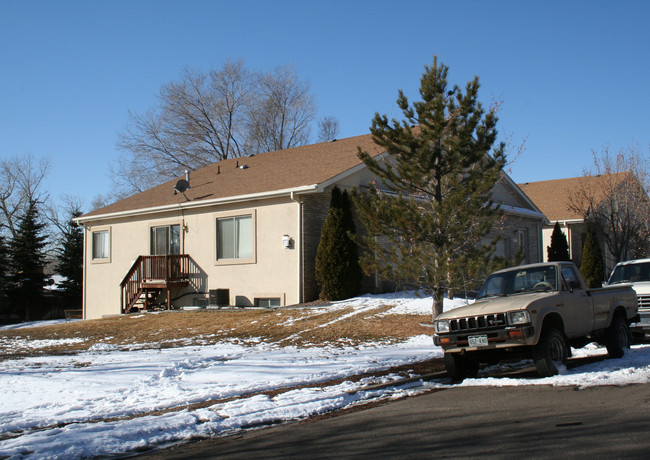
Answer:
77, 133, 547, 319
518, 172, 639, 271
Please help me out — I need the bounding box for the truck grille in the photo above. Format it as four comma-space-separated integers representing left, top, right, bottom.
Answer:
449, 313, 507, 332
638, 295, 650, 310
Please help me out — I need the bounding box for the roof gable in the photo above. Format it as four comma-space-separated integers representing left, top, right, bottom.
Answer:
518, 172, 631, 222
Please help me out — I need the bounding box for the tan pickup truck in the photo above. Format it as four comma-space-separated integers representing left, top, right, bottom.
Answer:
431, 262, 638, 380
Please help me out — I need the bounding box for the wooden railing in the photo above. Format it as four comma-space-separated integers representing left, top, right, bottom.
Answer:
120, 255, 190, 313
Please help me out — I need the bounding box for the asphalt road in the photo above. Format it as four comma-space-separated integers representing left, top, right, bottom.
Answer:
142, 382, 650, 459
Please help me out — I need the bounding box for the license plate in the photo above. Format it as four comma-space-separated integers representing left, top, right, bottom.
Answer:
468, 335, 488, 347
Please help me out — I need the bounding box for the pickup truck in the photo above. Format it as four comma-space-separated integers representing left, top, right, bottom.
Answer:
431, 262, 638, 380
606, 258, 650, 337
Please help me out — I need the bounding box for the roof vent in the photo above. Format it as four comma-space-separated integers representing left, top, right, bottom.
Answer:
240, 164, 248, 170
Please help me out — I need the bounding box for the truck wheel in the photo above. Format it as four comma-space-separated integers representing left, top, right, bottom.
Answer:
444, 353, 479, 381
532, 327, 568, 377
605, 315, 630, 359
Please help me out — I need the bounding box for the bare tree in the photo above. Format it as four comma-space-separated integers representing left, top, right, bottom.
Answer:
247, 65, 316, 153
115, 60, 253, 193
317, 116, 340, 142
115, 61, 317, 196
90, 193, 112, 211
47, 195, 85, 234
0, 154, 50, 239
568, 145, 650, 268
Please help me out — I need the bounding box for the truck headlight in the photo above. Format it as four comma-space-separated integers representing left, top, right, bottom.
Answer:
508, 310, 531, 325
434, 320, 450, 333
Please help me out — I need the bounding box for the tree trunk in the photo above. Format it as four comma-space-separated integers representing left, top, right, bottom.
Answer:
431, 286, 445, 320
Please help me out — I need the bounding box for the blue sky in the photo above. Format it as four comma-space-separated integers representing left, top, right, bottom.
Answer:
1, 0, 649, 209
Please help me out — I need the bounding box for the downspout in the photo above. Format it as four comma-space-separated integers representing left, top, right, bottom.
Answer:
291, 191, 303, 304
82, 224, 87, 319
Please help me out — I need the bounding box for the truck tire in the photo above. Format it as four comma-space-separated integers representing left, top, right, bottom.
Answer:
444, 353, 479, 381
605, 315, 630, 359
532, 327, 568, 377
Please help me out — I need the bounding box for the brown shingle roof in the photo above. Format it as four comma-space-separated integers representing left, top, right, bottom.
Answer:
82, 134, 384, 219
518, 172, 631, 222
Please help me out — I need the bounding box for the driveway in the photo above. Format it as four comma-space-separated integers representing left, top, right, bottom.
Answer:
142, 383, 650, 459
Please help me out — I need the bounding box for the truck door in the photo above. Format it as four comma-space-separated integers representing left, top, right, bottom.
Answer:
559, 266, 594, 336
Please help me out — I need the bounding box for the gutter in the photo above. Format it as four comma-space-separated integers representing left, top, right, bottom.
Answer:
553, 219, 584, 225
498, 204, 548, 222
75, 185, 320, 224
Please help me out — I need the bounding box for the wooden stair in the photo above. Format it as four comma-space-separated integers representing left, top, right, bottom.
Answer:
120, 255, 190, 314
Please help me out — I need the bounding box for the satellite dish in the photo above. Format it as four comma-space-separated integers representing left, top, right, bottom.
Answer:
174, 179, 189, 194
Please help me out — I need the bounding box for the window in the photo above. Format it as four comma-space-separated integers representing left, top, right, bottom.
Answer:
609, 262, 650, 284
92, 230, 110, 260
516, 229, 528, 262
255, 298, 281, 308
150, 224, 180, 255
561, 266, 581, 290
217, 215, 252, 260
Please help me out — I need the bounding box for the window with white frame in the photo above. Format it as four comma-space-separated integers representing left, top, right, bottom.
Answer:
92, 229, 110, 260
150, 224, 180, 255
217, 215, 253, 260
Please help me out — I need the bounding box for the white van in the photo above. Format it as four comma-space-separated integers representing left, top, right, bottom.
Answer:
607, 258, 650, 336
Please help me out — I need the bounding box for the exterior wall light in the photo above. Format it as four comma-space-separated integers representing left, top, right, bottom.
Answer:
282, 234, 293, 249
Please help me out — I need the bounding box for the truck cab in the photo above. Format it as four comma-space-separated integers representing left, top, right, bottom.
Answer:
607, 258, 650, 336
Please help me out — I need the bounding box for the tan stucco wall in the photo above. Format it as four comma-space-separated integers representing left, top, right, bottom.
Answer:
82, 196, 302, 319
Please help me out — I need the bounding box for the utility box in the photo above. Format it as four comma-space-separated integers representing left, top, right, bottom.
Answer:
209, 289, 230, 307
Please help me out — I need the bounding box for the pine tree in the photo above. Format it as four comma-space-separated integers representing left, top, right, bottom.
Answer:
353, 57, 506, 318
56, 208, 84, 308
547, 222, 570, 261
315, 187, 362, 300
9, 199, 49, 321
580, 229, 604, 288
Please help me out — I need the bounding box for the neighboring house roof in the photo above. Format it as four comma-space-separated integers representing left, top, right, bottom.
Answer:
80, 134, 385, 222
518, 172, 631, 222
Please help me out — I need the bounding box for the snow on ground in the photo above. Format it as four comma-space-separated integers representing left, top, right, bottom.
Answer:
0, 318, 81, 331
1, 292, 649, 459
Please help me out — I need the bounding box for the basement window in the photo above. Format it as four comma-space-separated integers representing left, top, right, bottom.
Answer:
255, 298, 281, 308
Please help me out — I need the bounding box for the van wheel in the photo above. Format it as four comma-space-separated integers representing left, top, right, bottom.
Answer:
605, 315, 630, 358
533, 327, 568, 377
444, 353, 479, 381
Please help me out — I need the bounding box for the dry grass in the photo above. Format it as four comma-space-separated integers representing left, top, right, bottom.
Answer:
0, 304, 432, 361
